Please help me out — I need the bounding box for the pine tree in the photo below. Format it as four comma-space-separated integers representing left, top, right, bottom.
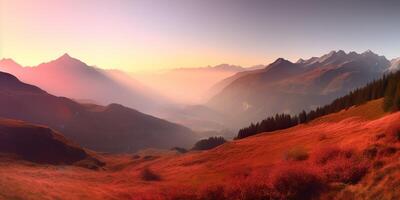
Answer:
236, 70, 400, 140
392, 81, 400, 111
383, 78, 397, 111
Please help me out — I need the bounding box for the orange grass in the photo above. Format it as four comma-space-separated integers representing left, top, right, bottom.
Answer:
1, 99, 400, 199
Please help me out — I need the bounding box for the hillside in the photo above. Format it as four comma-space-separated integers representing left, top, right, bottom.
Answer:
206, 68, 265, 99
0, 71, 197, 152
1, 99, 399, 199
0, 118, 97, 165
207, 50, 391, 129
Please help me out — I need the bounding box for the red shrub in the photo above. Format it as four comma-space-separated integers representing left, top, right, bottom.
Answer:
225, 178, 272, 200
320, 157, 368, 184
163, 146, 371, 200
164, 192, 197, 200
384, 126, 400, 143
311, 146, 368, 184
312, 146, 354, 165
395, 131, 400, 142
163, 187, 198, 200
163, 180, 270, 200
140, 168, 161, 181
379, 146, 397, 157
197, 185, 226, 200
269, 164, 326, 200
285, 147, 309, 161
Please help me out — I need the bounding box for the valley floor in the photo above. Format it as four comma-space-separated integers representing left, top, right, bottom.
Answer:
1, 99, 400, 200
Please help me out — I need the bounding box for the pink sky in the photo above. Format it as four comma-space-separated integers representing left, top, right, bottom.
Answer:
1, 0, 399, 71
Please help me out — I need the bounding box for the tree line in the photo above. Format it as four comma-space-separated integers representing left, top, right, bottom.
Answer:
236, 70, 400, 139
192, 136, 226, 150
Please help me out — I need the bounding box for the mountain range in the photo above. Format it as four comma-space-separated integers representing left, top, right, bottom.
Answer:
2, 50, 400, 199
0, 56, 249, 132
0, 71, 197, 152
1, 50, 398, 133
0, 54, 163, 115
207, 50, 393, 128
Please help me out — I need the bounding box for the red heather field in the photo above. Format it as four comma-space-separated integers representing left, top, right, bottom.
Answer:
1, 99, 400, 199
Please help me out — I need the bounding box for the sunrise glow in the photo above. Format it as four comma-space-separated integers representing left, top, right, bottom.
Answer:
2, 0, 399, 71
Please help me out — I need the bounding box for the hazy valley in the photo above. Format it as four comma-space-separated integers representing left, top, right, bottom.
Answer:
1, 1, 400, 199
1, 50, 400, 199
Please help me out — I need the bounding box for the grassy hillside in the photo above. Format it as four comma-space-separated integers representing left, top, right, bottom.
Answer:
310, 98, 386, 124
1, 99, 399, 199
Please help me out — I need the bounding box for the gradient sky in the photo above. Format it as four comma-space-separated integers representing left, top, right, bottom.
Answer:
1, 0, 400, 71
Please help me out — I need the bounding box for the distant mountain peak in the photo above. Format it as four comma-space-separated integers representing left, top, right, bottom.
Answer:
326, 50, 346, 57
61, 53, 71, 57
212, 64, 244, 71
309, 50, 350, 65
49, 53, 89, 69
389, 57, 400, 72
326, 50, 336, 56
0, 58, 19, 65
348, 51, 358, 57
264, 58, 297, 73
270, 58, 292, 66
0, 58, 23, 70
56, 53, 76, 61
173, 63, 244, 72
0, 58, 15, 62
296, 58, 306, 64
362, 49, 378, 56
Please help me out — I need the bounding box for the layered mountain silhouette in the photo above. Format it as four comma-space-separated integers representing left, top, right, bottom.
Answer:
174, 64, 246, 73
206, 68, 265, 99
0, 54, 163, 114
207, 50, 391, 128
134, 64, 250, 104
0, 56, 249, 132
132, 64, 258, 132
0, 71, 197, 152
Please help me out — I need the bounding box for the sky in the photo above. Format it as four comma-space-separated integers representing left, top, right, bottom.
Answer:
1, 0, 400, 71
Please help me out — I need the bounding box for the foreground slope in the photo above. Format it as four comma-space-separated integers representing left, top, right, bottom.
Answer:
0, 71, 196, 152
0, 118, 98, 165
141, 99, 389, 184
1, 99, 400, 199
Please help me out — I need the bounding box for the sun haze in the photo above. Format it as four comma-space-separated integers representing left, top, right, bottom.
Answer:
1, 0, 399, 71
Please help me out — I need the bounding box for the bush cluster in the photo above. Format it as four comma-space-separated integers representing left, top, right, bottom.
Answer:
163, 146, 371, 200
140, 167, 161, 181
192, 136, 226, 151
